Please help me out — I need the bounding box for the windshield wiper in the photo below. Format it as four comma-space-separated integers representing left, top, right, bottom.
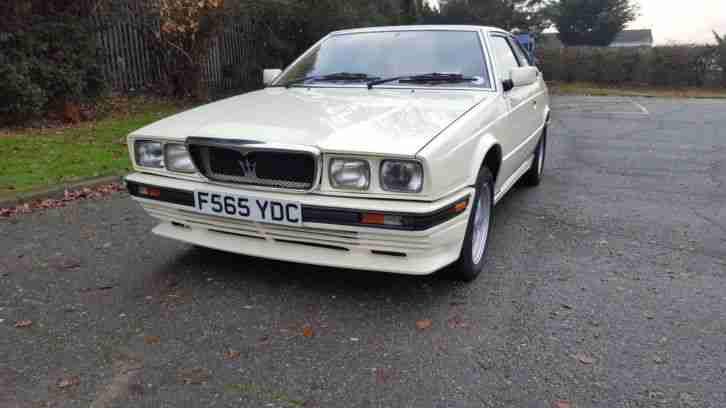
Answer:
284, 72, 379, 88
367, 73, 477, 89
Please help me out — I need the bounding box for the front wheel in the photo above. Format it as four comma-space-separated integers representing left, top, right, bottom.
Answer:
449, 166, 494, 282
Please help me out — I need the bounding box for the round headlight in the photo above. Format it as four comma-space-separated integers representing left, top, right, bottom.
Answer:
134, 140, 163, 168
380, 160, 423, 193
164, 144, 196, 173
329, 159, 370, 190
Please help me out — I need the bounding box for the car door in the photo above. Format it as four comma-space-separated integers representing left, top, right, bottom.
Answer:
488, 34, 541, 187
507, 35, 545, 138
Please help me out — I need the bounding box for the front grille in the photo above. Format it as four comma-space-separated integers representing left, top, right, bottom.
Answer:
188, 143, 317, 190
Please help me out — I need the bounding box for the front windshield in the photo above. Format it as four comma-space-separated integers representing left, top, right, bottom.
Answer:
276, 30, 491, 88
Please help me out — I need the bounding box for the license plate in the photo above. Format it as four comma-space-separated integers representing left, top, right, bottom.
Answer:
194, 191, 302, 226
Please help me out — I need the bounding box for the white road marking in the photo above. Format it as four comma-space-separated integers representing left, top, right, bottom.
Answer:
554, 99, 650, 116
630, 100, 650, 115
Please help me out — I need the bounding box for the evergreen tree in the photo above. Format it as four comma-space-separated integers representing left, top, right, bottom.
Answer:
547, 0, 638, 46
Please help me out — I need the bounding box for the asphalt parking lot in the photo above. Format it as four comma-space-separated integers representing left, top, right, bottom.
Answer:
1, 95, 725, 408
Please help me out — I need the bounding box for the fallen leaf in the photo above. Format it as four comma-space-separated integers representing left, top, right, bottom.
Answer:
302, 326, 314, 338
60, 259, 82, 269
79, 285, 114, 293
0, 183, 123, 218
552, 400, 572, 408
224, 350, 241, 360
415, 319, 432, 330
374, 367, 398, 385
57, 376, 80, 389
177, 367, 210, 385
14, 320, 33, 328
575, 353, 594, 365
144, 335, 161, 345
447, 315, 469, 329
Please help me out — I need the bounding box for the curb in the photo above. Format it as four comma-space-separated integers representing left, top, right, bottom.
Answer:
0, 175, 125, 208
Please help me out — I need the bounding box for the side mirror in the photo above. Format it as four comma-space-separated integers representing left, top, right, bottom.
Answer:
263, 69, 282, 86
509, 66, 539, 89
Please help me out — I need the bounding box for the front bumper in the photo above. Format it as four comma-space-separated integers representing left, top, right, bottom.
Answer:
124, 173, 473, 275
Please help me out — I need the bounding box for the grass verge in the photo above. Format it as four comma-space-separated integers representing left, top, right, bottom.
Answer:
0, 98, 190, 195
549, 81, 726, 99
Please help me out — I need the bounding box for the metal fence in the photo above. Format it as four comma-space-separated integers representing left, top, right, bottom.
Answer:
95, 11, 261, 94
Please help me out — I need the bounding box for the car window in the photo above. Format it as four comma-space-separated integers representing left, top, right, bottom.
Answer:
276, 30, 492, 88
490, 35, 521, 81
508, 37, 531, 67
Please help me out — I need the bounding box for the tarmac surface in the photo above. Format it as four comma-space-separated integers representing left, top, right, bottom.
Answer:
1, 95, 725, 407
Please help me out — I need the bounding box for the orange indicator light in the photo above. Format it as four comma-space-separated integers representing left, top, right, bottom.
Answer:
361, 213, 386, 225
452, 199, 469, 213
140, 186, 161, 198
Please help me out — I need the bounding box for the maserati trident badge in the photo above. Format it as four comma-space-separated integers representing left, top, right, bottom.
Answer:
239, 156, 257, 178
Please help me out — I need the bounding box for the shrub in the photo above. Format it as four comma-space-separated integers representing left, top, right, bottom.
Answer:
536, 45, 718, 88
714, 31, 726, 87
0, 63, 47, 124
0, 12, 107, 124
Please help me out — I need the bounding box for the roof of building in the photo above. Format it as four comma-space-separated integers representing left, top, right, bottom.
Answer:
611, 29, 654, 45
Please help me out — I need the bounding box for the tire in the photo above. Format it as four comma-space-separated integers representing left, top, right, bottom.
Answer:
522, 126, 547, 187
449, 165, 495, 282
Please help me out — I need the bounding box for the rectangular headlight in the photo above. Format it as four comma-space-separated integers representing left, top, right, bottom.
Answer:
329, 158, 370, 190
380, 160, 423, 193
164, 143, 196, 173
134, 140, 163, 168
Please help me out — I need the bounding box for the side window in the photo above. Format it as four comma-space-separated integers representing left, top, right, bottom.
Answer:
508, 37, 531, 67
490, 35, 521, 81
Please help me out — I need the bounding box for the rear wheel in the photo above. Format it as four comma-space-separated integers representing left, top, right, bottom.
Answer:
522, 127, 546, 186
449, 166, 494, 282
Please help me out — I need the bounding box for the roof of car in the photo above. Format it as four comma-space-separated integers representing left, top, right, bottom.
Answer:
331, 25, 509, 36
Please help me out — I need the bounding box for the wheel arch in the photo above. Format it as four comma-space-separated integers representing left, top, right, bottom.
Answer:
469, 134, 502, 187
482, 144, 502, 183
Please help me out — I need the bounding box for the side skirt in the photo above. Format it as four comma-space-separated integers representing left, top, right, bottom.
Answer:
493, 155, 534, 205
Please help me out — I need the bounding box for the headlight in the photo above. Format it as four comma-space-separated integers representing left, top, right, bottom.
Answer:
380, 160, 423, 193
134, 140, 163, 168
164, 143, 196, 173
329, 159, 370, 190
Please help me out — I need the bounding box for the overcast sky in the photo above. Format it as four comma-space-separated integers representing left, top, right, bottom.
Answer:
430, 0, 726, 44
629, 0, 726, 44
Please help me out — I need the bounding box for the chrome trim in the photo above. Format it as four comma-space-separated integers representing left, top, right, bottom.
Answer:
480, 29, 499, 93
185, 137, 323, 194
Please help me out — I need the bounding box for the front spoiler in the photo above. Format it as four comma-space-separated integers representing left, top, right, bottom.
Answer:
125, 173, 473, 275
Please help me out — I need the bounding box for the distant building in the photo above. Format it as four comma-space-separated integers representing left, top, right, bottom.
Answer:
609, 30, 654, 47
540, 29, 654, 48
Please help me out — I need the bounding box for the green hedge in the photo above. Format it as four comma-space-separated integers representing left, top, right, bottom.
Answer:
0, 14, 107, 125
536, 46, 723, 88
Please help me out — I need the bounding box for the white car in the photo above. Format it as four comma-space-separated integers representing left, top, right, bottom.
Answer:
125, 25, 550, 281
